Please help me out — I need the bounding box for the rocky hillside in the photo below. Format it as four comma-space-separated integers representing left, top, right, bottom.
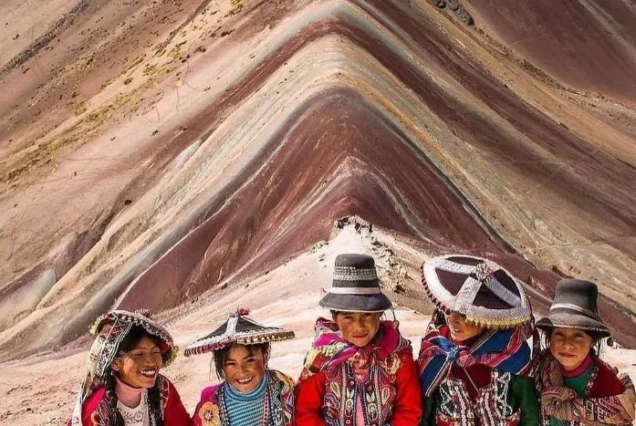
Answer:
1, 0, 636, 360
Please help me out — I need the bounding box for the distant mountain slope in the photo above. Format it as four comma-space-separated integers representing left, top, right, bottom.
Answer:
1, 0, 635, 359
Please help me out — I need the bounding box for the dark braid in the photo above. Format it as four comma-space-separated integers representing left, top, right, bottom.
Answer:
147, 382, 164, 426
432, 308, 446, 328
104, 369, 125, 426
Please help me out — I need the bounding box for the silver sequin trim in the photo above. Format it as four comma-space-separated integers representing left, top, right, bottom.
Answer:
333, 266, 377, 281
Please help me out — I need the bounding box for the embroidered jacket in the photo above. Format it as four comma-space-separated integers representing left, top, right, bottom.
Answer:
74, 375, 190, 426
418, 325, 539, 426
421, 364, 539, 426
538, 352, 636, 426
294, 319, 422, 426
192, 369, 295, 426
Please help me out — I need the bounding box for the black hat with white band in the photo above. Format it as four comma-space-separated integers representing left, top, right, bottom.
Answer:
536, 279, 610, 337
319, 253, 392, 312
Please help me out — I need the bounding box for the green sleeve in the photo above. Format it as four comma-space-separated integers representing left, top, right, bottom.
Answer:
420, 394, 437, 426
512, 375, 540, 426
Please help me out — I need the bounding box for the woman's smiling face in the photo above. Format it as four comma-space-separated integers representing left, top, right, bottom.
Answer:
333, 311, 382, 347
550, 327, 594, 371
222, 344, 266, 393
446, 311, 485, 343
112, 336, 163, 388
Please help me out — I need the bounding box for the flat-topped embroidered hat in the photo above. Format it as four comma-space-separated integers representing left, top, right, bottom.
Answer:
183, 308, 295, 356
536, 279, 610, 337
319, 253, 392, 312
422, 254, 532, 328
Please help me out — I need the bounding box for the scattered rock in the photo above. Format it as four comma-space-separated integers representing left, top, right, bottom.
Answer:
124, 199, 132, 206
551, 265, 571, 277
455, 7, 474, 25
335, 217, 350, 229
393, 283, 406, 294
152, 130, 159, 136
428, 0, 474, 25
445, 0, 459, 11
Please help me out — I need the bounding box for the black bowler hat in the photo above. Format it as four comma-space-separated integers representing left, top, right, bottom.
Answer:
319, 254, 392, 312
536, 279, 610, 337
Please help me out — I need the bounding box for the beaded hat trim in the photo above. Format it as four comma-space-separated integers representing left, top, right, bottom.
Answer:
333, 266, 378, 282
422, 255, 532, 329
183, 308, 295, 356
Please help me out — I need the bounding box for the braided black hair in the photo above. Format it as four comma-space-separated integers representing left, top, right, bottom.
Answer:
105, 325, 166, 426
431, 308, 447, 328
147, 384, 164, 426
104, 369, 125, 426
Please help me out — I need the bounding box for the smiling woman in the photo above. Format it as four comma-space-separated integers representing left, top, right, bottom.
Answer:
295, 253, 422, 426
67, 310, 190, 426
417, 254, 539, 426
330, 311, 382, 348
112, 330, 164, 389
536, 279, 636, 426
184, 309, 296, 426
215, 343, 268, 393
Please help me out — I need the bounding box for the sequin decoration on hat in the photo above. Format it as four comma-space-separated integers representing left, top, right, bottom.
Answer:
422, 255, 532, 328
183, 308, 295, 356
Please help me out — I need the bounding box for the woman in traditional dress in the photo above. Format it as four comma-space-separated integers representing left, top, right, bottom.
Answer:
294, 253, 422, 426
68, 309, 190, 426
417, 254, 540, 426
536, 279, 636, 425
186, 308, 296, 426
